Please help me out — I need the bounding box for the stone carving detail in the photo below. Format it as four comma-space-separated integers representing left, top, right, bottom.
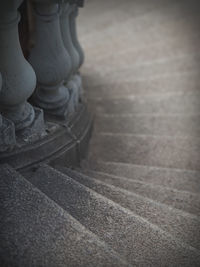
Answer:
0, 0, 36, 131
0, 73, 16, 152
29, 0, 75, 118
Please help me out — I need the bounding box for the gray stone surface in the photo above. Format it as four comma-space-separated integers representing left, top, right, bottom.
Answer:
0, 116, 16, 152
82, 160, 200, 194
26, 164, 200, 266
0, 164, 128, 267
16, 107, 46, 145
94, 114, 200, 137
58, 167, 200, 250
83, 72, 200, 99
78, 168, 200, 216
88, 133, 200, 171
89, 92, 200, 115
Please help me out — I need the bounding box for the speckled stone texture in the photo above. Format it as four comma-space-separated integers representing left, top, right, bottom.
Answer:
76, 0, 200, 264
2, 0, 200, 265
27, 165, 200, 266
0, 165, 129, 267
82, 160, 200, 194
58, 167, 200, 250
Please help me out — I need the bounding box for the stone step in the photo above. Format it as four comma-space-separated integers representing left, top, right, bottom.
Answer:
85, 20, 200, 65
26, 164, 200, 266
81, 0, 198, 49
80, 0, 180, 37
89, 91, 200, 115
0, 164, 128, 267
94, 114, 200, 137
84, 71, 199, 98
82, 160, 200, 194
82, 4, 200, 72
58, 167, 200, 250
84, 56, 200, 89
88, 133, 200, 171
79, 168, 200, 216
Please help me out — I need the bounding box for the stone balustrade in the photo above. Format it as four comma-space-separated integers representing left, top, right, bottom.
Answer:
0, 0, 85, 153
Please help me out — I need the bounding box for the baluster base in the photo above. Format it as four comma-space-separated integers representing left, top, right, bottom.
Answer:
0, 116, 16, 152
17, 107, 46, 145
0, 103, 93, 172
31, 84, 76, 120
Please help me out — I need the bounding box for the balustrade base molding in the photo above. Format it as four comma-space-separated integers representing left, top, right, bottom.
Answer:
31, 86, 76, 120
0, 103, 93, 172
0, 116, 16, 152
17, 107, 46, 145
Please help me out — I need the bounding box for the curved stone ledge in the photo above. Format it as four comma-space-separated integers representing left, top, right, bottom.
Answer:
0, 103, 93, 172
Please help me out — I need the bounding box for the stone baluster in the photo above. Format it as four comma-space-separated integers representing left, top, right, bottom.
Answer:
29, 0, 75, 118
0, 0, 36, 131
60, 1, 82, 102
0, 72, 16, 152
69, 1, 84, 69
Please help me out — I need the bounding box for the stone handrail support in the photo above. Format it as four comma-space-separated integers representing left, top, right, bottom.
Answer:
0, 0, 85, 156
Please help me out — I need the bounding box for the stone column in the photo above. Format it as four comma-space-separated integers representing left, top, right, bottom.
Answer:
0, 0, 36, 131
60, 2, 82, 102
0, 72, 16, 152
29, 0, 75, 118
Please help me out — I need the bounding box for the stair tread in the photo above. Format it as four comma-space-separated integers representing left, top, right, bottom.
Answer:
82, 160, 200, 194
89, 92, 200, 115
84, 71, 200, 98
0, 164, 128, 267
26, 164, 200, 266
94, 114, 200, 137
81, 168, 200, 216
81, 0, 199, 51
88, 133, 200, 171
80, 0, 183, 37
58, 167, 200, 250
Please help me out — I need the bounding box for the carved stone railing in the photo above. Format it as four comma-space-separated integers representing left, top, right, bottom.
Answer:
0, 0, 92, 171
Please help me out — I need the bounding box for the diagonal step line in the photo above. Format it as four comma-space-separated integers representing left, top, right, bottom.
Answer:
73, 168, 200, 221
87, 159, 200, 175
49, 166, 200, 254
91, 132, 200, 141
67, 168, 200, 250
83, 169, 200, 197
1, 165, 129, 266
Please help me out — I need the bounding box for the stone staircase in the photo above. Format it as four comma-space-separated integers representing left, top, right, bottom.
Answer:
1, 0, 200, 266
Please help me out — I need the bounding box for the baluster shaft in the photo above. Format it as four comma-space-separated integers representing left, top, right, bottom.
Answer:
29, 1, 74, 118
0, 0, 36, 130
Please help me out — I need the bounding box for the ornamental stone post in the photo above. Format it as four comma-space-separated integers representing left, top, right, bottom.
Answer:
69, 1, 85, 99
69, 2, 84, 69
0, 0, 36, 131
60, 2, 82, 102
29, 0, 75, 118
